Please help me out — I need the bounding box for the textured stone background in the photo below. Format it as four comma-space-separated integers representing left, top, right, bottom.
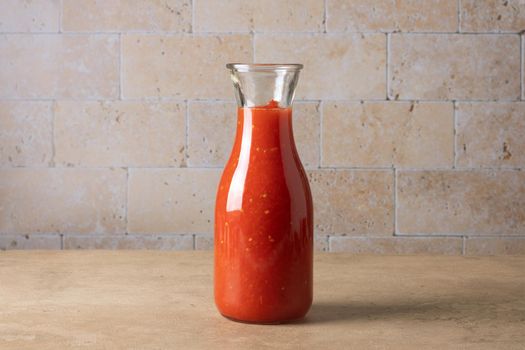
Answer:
0, 0, 524, 254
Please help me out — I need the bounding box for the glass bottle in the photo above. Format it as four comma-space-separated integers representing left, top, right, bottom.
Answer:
214, 64, 313, 324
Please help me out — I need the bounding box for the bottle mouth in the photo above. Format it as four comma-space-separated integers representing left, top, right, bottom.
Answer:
226, 63, 303, 73
227, 63, 302, 108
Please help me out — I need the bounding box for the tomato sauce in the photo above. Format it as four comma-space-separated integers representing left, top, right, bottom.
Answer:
214, 100, 313, 323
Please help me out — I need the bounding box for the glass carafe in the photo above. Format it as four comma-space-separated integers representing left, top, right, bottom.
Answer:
214, 64, 313, 324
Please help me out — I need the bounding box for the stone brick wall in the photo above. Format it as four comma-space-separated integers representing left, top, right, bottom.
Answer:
0, 0, 524, 254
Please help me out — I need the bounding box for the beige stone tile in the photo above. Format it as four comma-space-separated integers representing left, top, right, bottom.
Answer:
460, 0, 525, 33
322, 101, 453, 168
194, 0, 324, 33
128, 169, 221, 233
0, 234, 61, 250
122, 34, 252, 99
389, 34, 520, 100
327, 0, 457, 33
329, 236, 463, 255
62, 0, 191, 32
194, 234, 213, 250
187, 102, 236, 167
308, 170, 394, 235
294, 102, 321, 169
0, 0, 59, 32
397, 170, 525, 235
0, 168, 126, 234
315, 235, 329, 252
195, 234, 328, 251
456, 102, 525, 168
523, 35, 524, 100
0, 34, 118, 99
195, 0, 251, 33
465, 237, 525, 255
0, 102, 53, 167
255, 34, 386, 100
55, 101, 186, 167
64, 234, 194, 250
188, 101, 320, 168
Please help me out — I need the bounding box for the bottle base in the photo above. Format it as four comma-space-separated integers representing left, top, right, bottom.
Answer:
220, 312, 307, 325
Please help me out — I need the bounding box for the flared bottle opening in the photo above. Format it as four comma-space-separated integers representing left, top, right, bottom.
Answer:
227, 63, 303, 108
226, 63, 303, 73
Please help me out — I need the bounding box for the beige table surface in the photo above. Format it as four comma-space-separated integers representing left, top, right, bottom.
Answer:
0, 251, 524, 349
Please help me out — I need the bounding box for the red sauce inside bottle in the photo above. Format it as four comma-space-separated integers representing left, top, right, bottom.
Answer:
214, 100, 313, 323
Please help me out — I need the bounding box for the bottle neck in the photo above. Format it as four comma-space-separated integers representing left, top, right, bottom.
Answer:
227, 64, 302, 108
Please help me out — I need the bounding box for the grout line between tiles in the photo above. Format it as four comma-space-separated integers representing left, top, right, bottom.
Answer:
3, 30, 524, 35
119, 33, 123, 100
393, 168, 397, 236
58, 0, 63, 33
192, 234, 196, 250
520, 33, 525, 101
50, 101, 56, 167
185, 101, 190, 166
191, 0, 195, 33
462, 236, 466, 255
393, 234, 467, 238
0, 97, 522, 103
318, 100, 324, 168
60, 234, 64, 249
386, 33, 391, 99
453, 101, 457, 168
62, 232, 207, 237
252, 32, 256, 62
323, 0, 328, 33
125, 168, 129, 233
457, 0, 461, 33
1, 165, 523, 171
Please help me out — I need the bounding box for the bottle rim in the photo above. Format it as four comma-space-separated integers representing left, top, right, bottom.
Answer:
226, 63, 303, 72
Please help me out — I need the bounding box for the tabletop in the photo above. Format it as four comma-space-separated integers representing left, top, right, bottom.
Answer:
0, 251, 524, 349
